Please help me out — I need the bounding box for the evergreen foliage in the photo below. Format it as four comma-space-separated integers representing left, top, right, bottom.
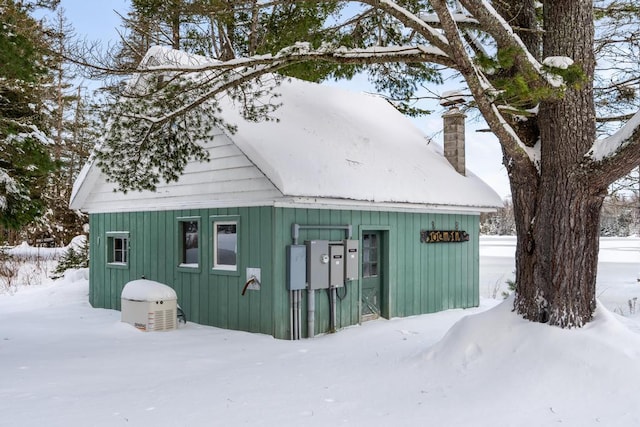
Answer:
29, 9, 92, 245
0, 0, 56, 230
0, 136, 56, 229
95, 69, 281, 192
52, 236, 89, 279
475, 47, 586, 112
100, 0, 445, 191
502, 277, 516, 299
0, 4, 95, 245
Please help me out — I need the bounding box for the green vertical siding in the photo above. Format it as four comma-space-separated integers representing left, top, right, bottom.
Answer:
89, 205, 479, 340
89, 206, 275, 336
271, 207, 480, 339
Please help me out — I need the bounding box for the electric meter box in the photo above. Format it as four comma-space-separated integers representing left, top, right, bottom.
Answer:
344, 239, 359, 281
286, 245, 307, 290
121, 279, 177, 332
306, 240, 329, 289
329, 244, 345, 288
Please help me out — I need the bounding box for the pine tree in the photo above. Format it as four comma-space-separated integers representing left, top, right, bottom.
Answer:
52, 236, 89, 279
27, 8, 90, 246
114, 0, 352, 78
0, 0, 56, 231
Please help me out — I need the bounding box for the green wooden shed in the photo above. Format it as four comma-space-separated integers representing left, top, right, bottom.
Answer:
70, 47, 502, 339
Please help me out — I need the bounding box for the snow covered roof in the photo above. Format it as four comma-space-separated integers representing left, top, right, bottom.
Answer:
70, 47, 503, 213
221, 79, 501, 208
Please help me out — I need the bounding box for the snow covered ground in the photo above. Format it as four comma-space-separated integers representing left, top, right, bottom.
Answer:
1, 237, 640, 426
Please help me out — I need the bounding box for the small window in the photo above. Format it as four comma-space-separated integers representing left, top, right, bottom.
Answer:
213, 220, 237, 271
107, 232, 129, 267
179, 219, 199, 267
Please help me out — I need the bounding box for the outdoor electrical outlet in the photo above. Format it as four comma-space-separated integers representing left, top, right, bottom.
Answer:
246, 268, 261, 291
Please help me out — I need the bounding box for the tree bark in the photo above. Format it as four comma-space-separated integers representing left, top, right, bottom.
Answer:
513, 0, 605, 327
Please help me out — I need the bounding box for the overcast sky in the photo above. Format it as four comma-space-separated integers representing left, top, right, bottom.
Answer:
44, 0, 510, 199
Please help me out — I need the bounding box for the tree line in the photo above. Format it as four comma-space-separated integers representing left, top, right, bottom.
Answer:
482, 189, 640, 237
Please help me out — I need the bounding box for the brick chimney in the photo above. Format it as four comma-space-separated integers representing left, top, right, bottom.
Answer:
442, 106, 466, 176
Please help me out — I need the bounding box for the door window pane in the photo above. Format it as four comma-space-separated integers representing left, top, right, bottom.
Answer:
370, 262, 378, 277
362, 232, 379, 278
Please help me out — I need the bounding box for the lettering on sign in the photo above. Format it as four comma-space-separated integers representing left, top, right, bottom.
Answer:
420, 230, 469, 243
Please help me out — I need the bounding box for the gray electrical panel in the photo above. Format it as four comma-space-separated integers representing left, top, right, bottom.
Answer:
306, 240, 329, 289
329, 244, 345, 288
344, 239, 359, 281
286, 245, 307, 290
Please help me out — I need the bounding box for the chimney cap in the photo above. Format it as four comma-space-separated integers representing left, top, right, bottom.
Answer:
440, 90, 466, 107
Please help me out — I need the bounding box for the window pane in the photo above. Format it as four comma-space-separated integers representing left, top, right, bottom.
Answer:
122, 241, 128, 263
370, 262, 378, 277
114, 237, 127, 263
362, 233, 379, 278
182, 221, 199, 264
216, 223, 237, 267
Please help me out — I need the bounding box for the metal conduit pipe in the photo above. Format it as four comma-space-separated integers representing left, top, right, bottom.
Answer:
298, 291, 302, 340
291, 224, 352, 245
291, 223, 353, 339
291, 290, 302, 340
307, 288, 315, 338
329, 287, 337, 333
290, 294, 294, 340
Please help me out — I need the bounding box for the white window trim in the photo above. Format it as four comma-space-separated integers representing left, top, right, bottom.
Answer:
212, 220, 238, 271
106, 232, 129, 266
178, 217, 200, 269
179, 263, 199, 268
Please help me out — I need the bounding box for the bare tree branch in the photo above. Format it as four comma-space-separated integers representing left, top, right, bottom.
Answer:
591, 109, 640, 185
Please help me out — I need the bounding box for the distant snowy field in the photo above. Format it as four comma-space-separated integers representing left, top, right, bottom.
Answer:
481, 236, 640, 319
1, 236, 640, 426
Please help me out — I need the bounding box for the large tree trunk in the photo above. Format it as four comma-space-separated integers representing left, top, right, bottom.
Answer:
513, 179, 605, 327
512, 0, 605, 327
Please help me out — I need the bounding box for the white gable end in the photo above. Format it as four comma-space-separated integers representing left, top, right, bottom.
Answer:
71, 130, 283, 213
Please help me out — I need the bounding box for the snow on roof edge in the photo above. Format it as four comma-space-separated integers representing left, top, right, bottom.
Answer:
69, 157, 96, 210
